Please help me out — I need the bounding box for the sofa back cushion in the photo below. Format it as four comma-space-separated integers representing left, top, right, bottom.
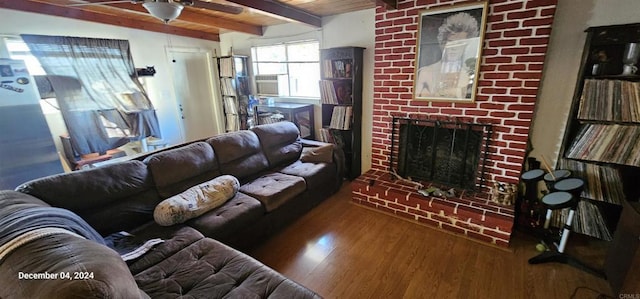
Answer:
16, 160, 159, 236
252, 122, 302, 167
207, 130, 269, 181
144, 141, 221, 198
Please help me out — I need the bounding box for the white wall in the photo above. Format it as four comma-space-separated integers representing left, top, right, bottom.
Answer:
321, 10, 376, 173
220, 8, 376, 173
530, 0, 640, 166
0, 8, 220, 149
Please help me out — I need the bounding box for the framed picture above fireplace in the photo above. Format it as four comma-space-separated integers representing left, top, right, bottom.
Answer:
413, 1, 488, 102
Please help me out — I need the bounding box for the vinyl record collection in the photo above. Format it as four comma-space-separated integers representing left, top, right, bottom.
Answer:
322, 59, 352, 78
550, 199, 613, 241
566, 123, 640, 166
223, 96, 239, 131
318, 128, 334, 143
220, 78, 236, 97
578, 79, 640, 123
329, 106, 352, 130
218, 57, 234, 77
550, 158, 624, 240
557, 158, 624, 205
319, 80, 352, 104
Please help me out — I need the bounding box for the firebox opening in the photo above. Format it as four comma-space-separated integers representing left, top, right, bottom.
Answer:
391, 117, 492, 191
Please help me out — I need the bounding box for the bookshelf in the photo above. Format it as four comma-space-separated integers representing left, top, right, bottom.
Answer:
319, 47, 364, 180
217, 55, 253, 132
557, 23, 640, 240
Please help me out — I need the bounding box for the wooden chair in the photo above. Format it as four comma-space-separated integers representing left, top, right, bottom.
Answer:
60, 134, 126, 170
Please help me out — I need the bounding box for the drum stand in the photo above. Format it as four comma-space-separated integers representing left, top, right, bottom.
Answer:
527, 190, 606, 278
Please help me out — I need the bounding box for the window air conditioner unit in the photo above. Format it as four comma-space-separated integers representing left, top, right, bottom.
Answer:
255, 74, 288, 96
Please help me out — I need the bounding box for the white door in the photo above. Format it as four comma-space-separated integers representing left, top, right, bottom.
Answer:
167, 48, 224, 142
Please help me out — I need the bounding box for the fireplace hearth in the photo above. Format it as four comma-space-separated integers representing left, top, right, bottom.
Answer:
351, 117, 513, 248
391, 117, 492, 191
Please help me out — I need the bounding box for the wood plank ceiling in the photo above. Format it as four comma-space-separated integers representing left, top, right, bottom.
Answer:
0, 0, 397, 41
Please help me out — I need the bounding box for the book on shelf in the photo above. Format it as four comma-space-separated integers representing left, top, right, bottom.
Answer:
578, 79, 640, 123
319, 80, 352, 104
566, 123, 640, 167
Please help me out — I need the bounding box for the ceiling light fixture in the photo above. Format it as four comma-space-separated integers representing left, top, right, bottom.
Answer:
142, 0, 184, 24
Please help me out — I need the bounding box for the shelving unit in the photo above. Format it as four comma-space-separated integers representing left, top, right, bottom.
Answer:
217, 55, 253, 131
557, 23, 640, 240
319, 46, 364, 180
254, 103, 315, 139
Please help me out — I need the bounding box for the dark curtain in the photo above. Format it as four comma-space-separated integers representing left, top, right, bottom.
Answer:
21, 34, 161, 155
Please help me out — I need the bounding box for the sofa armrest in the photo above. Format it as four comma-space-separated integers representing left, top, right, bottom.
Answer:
300, 138, 345, 180
300, 138, 331, 147
0, 234, 148, 299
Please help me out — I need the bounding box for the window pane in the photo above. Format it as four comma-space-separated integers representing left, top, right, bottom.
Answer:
4, 38, 46, 75
287, 42, 319, 62
255, 45, 286, 62
288, 63, 320, 97
255, 62, 286, 75
251, 41, 320, 98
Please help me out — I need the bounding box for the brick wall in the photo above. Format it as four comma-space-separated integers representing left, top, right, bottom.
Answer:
372, 0, 558, 185
355, 0, 558, 246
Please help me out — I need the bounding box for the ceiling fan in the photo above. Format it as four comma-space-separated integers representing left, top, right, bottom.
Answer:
67, 0, 243, 23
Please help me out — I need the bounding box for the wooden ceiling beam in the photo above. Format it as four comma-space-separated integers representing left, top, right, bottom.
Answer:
225, 0, 321, 27
0, 0, 221, 41
375, 0, 397, 9
56, 0, 263, 35
180, 9, 263, 36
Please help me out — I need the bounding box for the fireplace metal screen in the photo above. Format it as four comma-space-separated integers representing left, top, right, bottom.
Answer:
390, 117, 492, 190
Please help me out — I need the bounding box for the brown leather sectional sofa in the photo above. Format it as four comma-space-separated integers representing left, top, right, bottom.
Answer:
0, 121, 343, 298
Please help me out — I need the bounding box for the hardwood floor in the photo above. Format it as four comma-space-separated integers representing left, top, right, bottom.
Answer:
250, 182, 614, 299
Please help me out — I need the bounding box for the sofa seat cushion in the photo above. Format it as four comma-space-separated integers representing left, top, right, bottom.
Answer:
122, 223, 205, 275
186, 192, 264, 241
134, 237, 320, 298
278, 161, 338, 191
239, 173, 306, 212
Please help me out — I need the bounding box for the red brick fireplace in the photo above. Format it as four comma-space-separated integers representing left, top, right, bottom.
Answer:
351, 0, 558, 247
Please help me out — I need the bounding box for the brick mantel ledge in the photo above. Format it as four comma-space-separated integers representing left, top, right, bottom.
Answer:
351, 169, 515, 247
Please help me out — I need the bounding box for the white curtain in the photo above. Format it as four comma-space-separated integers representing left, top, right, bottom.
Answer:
22, 34, 160, 155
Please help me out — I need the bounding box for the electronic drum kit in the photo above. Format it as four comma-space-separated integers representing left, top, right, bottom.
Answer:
520, 167, 605, 277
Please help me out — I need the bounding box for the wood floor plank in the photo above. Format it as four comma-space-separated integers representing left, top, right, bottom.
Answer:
250, 182, 613, 298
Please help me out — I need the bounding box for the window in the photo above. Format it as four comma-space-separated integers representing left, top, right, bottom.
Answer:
3, 37, 46, 76
251, 41, 320, 98
2, 37, 58, 114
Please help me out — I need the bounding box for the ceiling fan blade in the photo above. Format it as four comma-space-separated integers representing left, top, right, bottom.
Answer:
66, 0, 141, 7
190, 0, 243, 15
